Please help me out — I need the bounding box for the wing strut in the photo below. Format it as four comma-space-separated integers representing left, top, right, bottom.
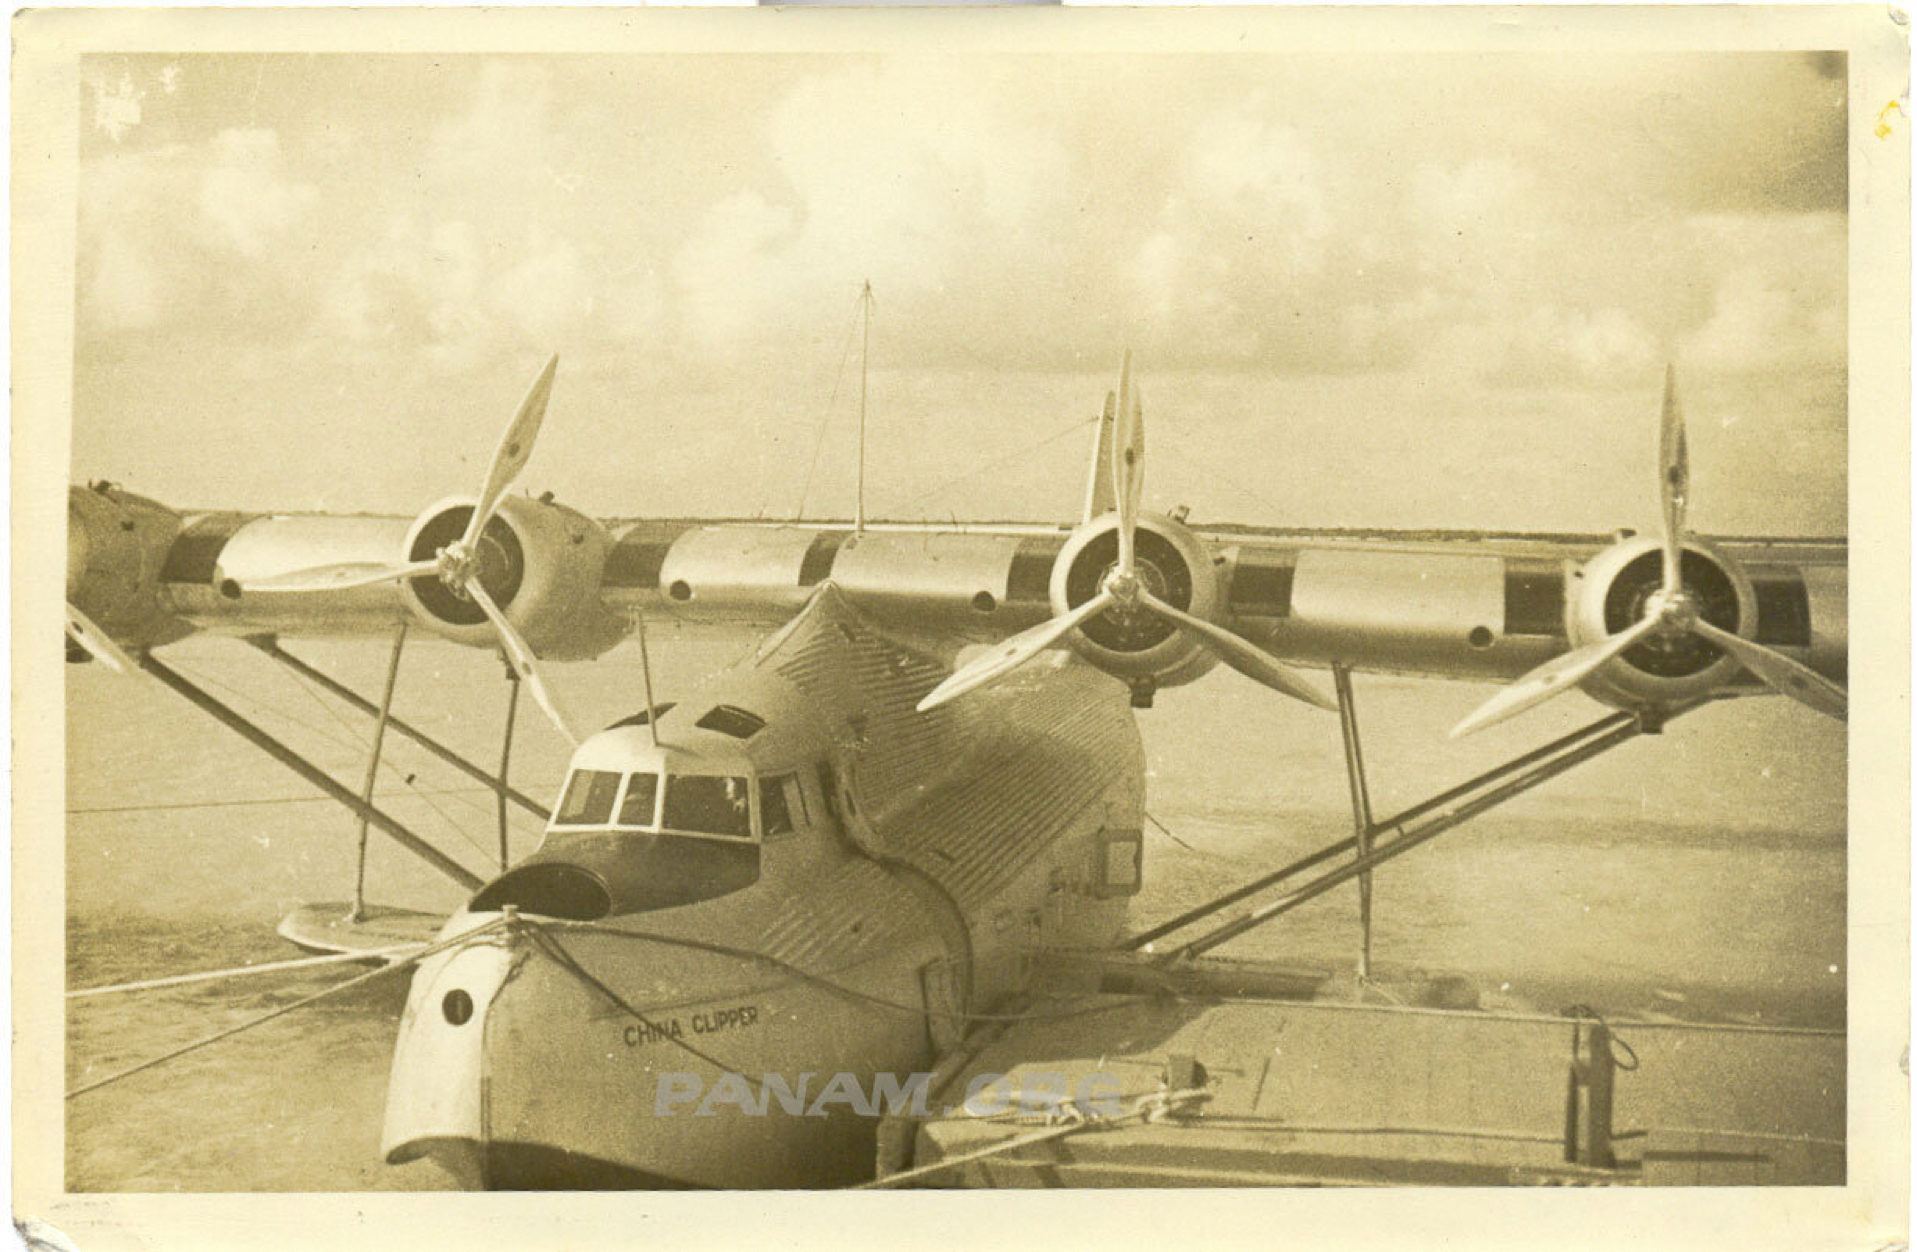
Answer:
1331, 663, 1375, 980
1127, 699, 1719, 963
139, 653, 484, 891
497, 664, 521, 872
351, 622, 410, 921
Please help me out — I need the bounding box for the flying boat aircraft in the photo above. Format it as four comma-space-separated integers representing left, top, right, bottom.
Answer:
62, 347, 1847, 1189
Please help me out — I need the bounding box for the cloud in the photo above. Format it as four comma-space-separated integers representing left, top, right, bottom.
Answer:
78, 126, 319, 338
197, 130, 319, 256
74, 52, 1849, 399
666, 61, 1070, 354
1681, 214, 1846, 375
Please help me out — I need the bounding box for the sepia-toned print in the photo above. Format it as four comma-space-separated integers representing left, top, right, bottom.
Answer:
17, 14, 1904, 1243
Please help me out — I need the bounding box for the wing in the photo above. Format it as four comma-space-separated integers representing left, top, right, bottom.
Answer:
67, 358, 1845, 718
72, 489, 1845, 688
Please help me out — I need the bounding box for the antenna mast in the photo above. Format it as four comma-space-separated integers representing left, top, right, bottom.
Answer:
856, 279, 874, 535
635, 609, 661, 747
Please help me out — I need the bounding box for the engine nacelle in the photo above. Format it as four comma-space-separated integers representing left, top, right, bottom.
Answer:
1566, 535, 1758, 712
67, 484, 190, 654
1049, 513, 1225, 696
401, 495, 625, 662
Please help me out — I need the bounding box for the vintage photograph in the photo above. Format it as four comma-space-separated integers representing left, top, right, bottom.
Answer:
13, 7, 1907, 1248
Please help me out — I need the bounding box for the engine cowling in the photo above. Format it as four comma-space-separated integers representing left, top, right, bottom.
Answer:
1565, 534, 1758, 712
67, 484, 191, 654
400, 495, 625, 662
1048, 512, 1225, 695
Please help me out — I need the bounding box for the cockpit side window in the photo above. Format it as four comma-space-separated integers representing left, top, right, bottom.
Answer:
661, 775, 754, 839
554, 769, 622, 826
617, 772, 661, 828
760, 774, 795, 837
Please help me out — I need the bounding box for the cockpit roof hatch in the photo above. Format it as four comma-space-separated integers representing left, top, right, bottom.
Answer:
694, 704, 766, 739
609, 701, 675, 730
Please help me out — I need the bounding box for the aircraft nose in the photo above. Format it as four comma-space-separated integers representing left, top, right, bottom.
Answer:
381, 916, 518, 1186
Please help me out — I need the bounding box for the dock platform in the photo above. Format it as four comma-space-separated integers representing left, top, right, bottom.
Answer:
876, 960, 1844, 1188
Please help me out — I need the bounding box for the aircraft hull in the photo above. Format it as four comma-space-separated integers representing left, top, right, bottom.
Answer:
385, 910, 952, 1189
383, 589, 1145, 1188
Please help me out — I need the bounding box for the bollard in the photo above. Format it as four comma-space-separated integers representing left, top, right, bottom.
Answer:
1563, 1017, 1618, 1168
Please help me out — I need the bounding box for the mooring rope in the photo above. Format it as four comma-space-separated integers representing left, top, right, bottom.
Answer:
64, 919, 502, 1101
850, 1086, 1212, 1189
68, 943, 426, 999
540, 917, 1159, 1026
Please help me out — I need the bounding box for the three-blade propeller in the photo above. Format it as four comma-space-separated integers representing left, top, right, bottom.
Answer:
242, 355, 579, 745
1451, 367, 1847, 738
918, 353, 1334, 714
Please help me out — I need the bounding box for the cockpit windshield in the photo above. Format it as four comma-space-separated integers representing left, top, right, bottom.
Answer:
554, 770, 621, 826
661, 775, 753, 839
549, 767, 756, 839
617, 773, 660, 827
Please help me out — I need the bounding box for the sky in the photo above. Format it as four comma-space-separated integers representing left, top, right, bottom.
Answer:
70, 51, 1848, 534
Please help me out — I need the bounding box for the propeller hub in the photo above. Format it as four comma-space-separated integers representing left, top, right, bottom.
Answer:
1101, 566, 1143, 603
1644, 586, 1700, 634
436, 542, 478, 591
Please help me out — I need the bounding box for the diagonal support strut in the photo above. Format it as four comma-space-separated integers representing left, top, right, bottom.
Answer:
141, 653, 484, 891
248, 636, 550, 821
1162, 709, 1666, 960
1132, 699, 1714, 961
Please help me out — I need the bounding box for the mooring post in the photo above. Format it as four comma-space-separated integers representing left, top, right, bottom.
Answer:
1564, 1017, 1618, 1168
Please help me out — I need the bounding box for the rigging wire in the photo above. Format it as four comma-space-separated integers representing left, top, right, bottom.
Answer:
1153, 440, 1295, 523
1143, 810, 1264, 868
795, 287, 868, 521
874, 414, 1097, 522
170, 659, 509, 866
69, 786, 499, 816
264, 657, 539, 862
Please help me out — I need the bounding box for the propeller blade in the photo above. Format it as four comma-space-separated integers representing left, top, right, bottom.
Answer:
1135, 590, 1335, 711
66, 603, 140, 675
465, 577, 579, 746
1450, 615, 1661, 738
1658, 365, 1688, 594
1111, 351, 1144, 576
241, 559, 439, 595
1690, 619, 1847, 722
463, 353, 560, 551
917, 590, 1117, 712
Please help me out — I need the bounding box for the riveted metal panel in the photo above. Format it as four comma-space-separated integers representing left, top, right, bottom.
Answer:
1800, 563, 1847, 682
1749, 566, 1814, 648
1246, 549, 1560, 679
1502, 558, 1565, 637
164, 514, 415, 636
1227, 548, 1297, 617
603, 521, 694, 590
827, 530, 1033, 624
160, 512, 254, 585
211, 514, 413, 585
654, 525, 820, 616
1290, 549, 1507, 643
